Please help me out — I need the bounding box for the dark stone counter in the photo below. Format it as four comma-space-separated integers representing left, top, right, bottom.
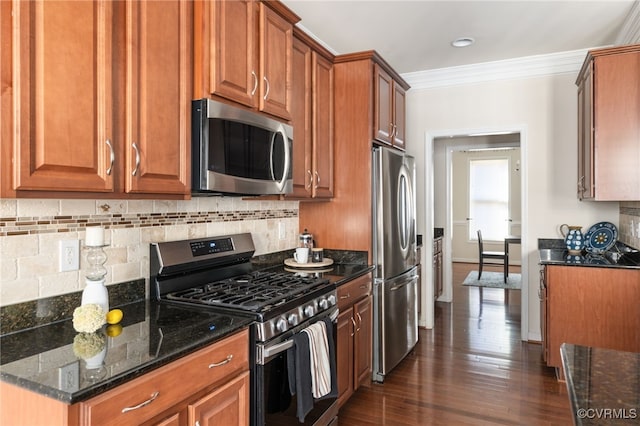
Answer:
0, 300, 253, 404
561, 343, 639, 425
0, 249, 372, 405
538, 239, 640, 269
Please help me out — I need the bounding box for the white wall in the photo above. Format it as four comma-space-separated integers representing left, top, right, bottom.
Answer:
405, 72, 619, 340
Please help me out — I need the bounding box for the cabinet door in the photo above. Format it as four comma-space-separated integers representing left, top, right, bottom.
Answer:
336, 308, 355, 407
190, 371, 250, 426
311, 52, 334, 198
546, 266, 640, 368
373, 64, 393, 145
354, 295, 372, 389
209, 0, 256, 108
289, 36, 313, 198
125, 0, 190, 195
259, 3, 292, 120
12, 0, 115, 192
392, 83, 406, 150
577, 64, 594, 200
593, 51, 640, 200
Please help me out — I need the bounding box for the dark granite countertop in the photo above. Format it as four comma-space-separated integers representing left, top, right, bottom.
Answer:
561, 343, 640, 425
0, 251, 372, 405
538, 239, 640, 269
0, 300, 253, 404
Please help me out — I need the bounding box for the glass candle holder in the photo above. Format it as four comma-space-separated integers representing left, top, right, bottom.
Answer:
82, 245, 109, 313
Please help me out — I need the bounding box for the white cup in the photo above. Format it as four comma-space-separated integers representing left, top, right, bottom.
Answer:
294, 247, 309, 264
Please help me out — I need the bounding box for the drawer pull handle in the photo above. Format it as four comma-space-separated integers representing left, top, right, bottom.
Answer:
340, 293, 350, 300
355, 312, 362, 332
359, 285, 368, 289
350, 317, 356, 337
209, 354, 233, 368
121, 391, 159, 413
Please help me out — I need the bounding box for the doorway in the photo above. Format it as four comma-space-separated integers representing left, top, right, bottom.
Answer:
424, 129, 528, 341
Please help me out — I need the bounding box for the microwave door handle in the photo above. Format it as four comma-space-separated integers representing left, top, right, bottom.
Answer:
269, 133, 276, 181
271, 125, 290, 192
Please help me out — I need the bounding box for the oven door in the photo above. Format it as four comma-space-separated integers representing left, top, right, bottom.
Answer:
253, 309, 339, 426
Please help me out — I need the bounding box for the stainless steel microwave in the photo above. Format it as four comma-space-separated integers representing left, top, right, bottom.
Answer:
191, 99, 293, 195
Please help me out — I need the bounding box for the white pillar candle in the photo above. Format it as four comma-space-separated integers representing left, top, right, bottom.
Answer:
85, 227, 104, 246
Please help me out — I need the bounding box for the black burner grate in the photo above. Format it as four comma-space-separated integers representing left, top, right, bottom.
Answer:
166, 271, 329, 312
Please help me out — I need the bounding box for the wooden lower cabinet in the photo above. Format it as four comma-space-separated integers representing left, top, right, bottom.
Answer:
541, 265, 640, 373
188, 371, 250, 426
336, 273, 372, 408
0, 329, 249, 426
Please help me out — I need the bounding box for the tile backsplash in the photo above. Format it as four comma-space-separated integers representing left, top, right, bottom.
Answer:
0, 198, 299, 307
619, 201, 640, 250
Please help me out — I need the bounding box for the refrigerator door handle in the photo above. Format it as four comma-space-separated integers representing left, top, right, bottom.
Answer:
389, 275, 418, 292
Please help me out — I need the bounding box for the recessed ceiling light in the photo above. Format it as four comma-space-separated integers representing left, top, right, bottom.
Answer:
451, 37, 475, 48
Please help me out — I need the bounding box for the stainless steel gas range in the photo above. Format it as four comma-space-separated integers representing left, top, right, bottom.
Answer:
150, 233, 339, 426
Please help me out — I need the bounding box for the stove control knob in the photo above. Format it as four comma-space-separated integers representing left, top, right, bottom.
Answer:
318, 298, 328, 310
276, 318, 288, 333
304, 305, 315, 318
288, 314, 299, 326
327, 294, 337, 306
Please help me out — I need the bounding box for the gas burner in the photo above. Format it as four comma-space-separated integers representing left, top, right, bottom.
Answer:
165, 270, 330, 313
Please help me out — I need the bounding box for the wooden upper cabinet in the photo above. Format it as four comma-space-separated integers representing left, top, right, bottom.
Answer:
5, 0, 191, 197
206, 0, 256, 108
392, 82, 407, 150
11, 1, 115, 192
373, 63, 407, 150
576, 44, 640, 201
196, 0, 297, 121
259, 3, 292, 120
374, 65, 393, 145
124, 0, 191, 195
288, 32, 334, 200
312, 52, 334, 198
290, 36, 313, 197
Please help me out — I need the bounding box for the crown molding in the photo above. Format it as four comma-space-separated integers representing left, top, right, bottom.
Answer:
615, 0, 640, 45
401, 48, 599, 90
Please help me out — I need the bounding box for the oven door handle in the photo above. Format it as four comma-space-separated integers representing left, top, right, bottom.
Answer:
262, 339, 294, 359
258, 309, 339, 365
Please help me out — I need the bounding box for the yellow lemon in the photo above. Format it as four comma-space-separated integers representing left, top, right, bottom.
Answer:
106, 324, 122, 337
106, 309, 123, 325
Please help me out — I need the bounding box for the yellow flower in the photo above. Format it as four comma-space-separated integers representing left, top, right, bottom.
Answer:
72, 304, 106, 333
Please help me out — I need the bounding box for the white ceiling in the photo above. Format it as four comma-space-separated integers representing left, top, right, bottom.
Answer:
281, 0, 638, 75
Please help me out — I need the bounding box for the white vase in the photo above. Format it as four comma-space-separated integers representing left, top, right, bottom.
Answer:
82, 279, 109, 314
84, 345, 107, 369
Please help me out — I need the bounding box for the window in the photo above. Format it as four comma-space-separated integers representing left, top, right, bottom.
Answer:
468, 158, 509, 241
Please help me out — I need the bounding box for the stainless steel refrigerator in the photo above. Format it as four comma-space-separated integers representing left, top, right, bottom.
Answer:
372, 146, 419, 383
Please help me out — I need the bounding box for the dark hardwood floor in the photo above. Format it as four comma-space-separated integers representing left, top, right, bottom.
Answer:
338, 262, 572, 425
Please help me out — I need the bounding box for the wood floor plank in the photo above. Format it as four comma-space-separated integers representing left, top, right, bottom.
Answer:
338, 262, 572, 425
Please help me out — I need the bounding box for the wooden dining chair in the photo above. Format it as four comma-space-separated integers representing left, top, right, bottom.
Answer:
477, 230, 508, 283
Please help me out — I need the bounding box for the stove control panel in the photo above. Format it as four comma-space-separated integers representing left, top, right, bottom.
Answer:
256, 289, 337, 342
190, 237, 234, 257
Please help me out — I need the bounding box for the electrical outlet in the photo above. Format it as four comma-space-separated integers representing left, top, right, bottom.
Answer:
59, 240, 80, 272
58, 362, 79, 392
278, 221, 286, 240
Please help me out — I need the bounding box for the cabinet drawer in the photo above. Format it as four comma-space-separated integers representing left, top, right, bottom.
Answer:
79, 329, 249, 426
338, 273, 372, 310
